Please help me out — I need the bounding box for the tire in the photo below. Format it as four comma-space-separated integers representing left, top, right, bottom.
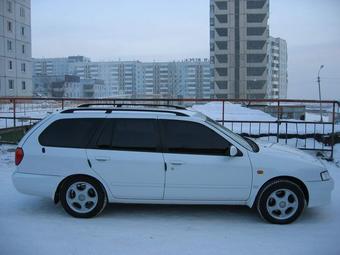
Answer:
60, 176, 107, 218
256, 180, 306, 224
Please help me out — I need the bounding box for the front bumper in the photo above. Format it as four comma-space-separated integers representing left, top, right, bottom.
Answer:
12, 172, 63, 200
305, 178, 335, 208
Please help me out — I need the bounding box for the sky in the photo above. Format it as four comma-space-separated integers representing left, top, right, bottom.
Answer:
32, 0, 340, 100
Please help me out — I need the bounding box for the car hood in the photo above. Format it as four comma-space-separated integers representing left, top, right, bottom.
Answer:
257, 141, 324, 168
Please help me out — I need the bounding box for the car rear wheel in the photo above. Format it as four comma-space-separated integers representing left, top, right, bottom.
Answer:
60, 176, 107, 218
257, 180, 306, 224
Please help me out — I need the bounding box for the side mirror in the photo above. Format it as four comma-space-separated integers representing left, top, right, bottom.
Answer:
229, 145, 238, 157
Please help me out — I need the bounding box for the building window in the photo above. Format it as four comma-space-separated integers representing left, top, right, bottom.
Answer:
7, 1, 12, 13
20, 7, 25, 17
7, 21, 13, 32
215, 1, 228, 10
216, 55, 228, 64
247, 27, 266, 36
216, 14, 228, 23
21, 27, 25, 36
215, 28, 228, 37
7, 40, 12, 51
8, 60, 13, 70
210, 18, 215, 26
247, 40, 266, 50
216, 68, 228, 76
247, 14, 266, 23
247, 54, 266, 63
247, 67, 266, 76
216, 41, 228, 50
22, 44, 25, 54
21, 63, 26, 72
247, 1, 266, 9
8, 80, 14, 90
247, 80, 266, 89
22, 81, 26, 90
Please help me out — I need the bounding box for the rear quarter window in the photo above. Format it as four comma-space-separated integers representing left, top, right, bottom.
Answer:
39, 118, 104, 148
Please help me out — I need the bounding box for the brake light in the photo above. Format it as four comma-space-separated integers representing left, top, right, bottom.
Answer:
15, 147, 24, 166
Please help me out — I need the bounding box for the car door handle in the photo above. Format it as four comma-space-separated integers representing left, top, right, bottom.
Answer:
95, 157, 110, 162
169, 162, 184, 166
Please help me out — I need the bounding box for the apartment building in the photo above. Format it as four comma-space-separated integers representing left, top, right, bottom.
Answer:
69, 61, 140, 98
0, 0, 32, 96
210, 0, 269, 99
33, 57, 212, 99
267, 36, 288, 99
33, 74, 105, 98
33, 56, 90, 76
181, 59, 211, 99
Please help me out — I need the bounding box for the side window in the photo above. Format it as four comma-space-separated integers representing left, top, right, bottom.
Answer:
161, 120, 230, 156
95, 119, 159, 152
39, 119, 103, 148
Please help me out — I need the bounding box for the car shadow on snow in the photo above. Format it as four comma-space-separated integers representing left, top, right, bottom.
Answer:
103, 203, 259, 221
15, 198, 333, 225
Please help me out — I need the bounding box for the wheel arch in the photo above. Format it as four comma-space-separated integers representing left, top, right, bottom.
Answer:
54, 174, 109, 204
250, 176, 309, 208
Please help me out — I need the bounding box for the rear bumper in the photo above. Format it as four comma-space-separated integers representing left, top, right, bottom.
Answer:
305, 178, 335, 208
12, 172, 63, 200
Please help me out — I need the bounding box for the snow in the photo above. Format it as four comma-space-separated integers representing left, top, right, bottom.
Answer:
192, 102, 276, 121
0, 144, 339, 255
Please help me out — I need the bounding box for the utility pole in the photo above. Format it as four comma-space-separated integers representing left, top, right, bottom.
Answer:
317, 65, 324, 123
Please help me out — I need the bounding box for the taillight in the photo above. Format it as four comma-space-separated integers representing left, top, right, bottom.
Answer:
15, 147, 24, 166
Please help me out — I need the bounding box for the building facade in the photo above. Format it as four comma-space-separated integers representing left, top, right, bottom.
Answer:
267, 36, 288, 99
33, 56, 90, 76
33, 57, 212, 99
33, 74, 105, 98
181, 59, 211, 99
0, 0, 32, 96
210, 0, 269, 99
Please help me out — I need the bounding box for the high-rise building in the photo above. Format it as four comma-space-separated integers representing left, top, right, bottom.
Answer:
267, 36, 288, 99
0, 0, 32, 96
210, 0, 269, 99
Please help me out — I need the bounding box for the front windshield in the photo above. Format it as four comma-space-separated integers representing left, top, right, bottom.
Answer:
194, 112, 254, 151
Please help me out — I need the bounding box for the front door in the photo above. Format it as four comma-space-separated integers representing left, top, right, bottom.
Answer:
87, 118, 165, 200
160, 120, 252, 201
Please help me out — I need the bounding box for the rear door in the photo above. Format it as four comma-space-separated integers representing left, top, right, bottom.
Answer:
86, 118, 165, 200
160, 119, 253, 201
24, 117, 104, 177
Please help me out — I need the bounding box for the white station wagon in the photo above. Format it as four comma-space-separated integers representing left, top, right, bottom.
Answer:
12, 104, 334, 224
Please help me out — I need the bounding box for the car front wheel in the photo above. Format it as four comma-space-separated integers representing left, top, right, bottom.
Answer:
60, 176, 107, 218
256, 180, 306, 224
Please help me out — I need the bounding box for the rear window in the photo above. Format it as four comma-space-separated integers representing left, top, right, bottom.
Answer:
39, 118, 103, 148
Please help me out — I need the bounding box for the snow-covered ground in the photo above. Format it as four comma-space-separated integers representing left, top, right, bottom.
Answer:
0, 144, 339, 255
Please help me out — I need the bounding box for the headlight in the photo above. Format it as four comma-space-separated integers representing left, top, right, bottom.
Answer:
320, 171, 331, 181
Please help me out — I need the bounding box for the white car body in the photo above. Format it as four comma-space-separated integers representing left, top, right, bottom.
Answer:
12, 108, 334, 211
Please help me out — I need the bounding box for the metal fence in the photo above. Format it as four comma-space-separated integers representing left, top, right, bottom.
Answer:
0, 97, 339, 160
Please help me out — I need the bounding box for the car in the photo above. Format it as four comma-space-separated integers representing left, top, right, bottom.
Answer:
12, 104, 334, 224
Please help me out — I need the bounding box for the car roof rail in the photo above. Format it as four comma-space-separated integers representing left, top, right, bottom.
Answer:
77, 103, 187, 110
61, 107, 189, 117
